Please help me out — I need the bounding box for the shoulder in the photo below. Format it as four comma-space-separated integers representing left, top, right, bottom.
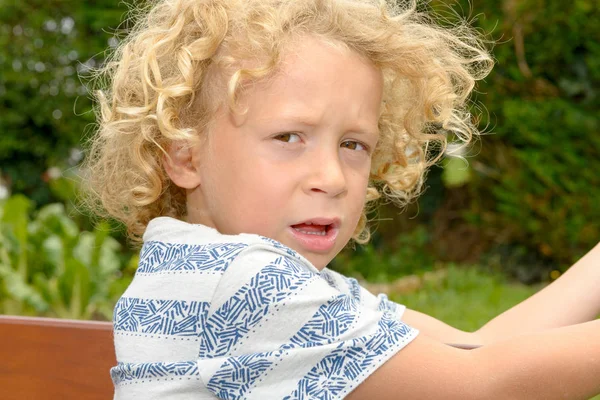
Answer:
138, 216, 317, 274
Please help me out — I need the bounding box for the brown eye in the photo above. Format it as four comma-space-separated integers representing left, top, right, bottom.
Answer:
341, 140, 367, 151
274, 133, 301, 143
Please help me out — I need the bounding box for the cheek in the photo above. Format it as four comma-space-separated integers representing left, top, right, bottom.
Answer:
226, 164, 288, 220
345, 172, 370, 226
349, 167, 370, 203
231, 195, 284, 237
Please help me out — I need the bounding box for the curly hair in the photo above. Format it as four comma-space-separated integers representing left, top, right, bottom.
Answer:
83, 0, 493, 245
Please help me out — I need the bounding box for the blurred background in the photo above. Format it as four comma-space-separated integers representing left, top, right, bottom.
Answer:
0, 0, 598, 330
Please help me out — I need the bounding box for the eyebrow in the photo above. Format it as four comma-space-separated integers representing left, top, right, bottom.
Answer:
257, 113, 379, 139
350, 126, 380, 139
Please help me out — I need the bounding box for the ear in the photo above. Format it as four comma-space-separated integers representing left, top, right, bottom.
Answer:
163, 141, 202, 189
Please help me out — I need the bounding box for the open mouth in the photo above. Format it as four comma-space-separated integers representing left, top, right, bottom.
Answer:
291, 222, 332, 236
288, 218, 340, 253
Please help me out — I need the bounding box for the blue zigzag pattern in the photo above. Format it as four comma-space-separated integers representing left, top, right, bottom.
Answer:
320, 271, 361, 301
320, 270, 338, 289
113, 297, 209, 337
207, 350, 285, 399
283, 313, 414, 399
138, 241, 248, 274
345, 276, 362, 300
288, 293, 358, 348
111, 361, 199, 385
377, 293, 399, 314
200, 256, 315, 358
201, 262, 413, 399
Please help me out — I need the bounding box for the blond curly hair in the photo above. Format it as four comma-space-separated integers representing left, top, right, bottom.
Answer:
83, 0, 493, 244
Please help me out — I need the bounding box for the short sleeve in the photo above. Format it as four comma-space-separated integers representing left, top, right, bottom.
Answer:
320, 267, 409, 321
197, 245, 419, 400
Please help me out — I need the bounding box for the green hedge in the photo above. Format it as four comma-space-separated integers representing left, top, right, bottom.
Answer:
465, 0, 599, 269
0, 0, 127, 204
1, 0, 598, 279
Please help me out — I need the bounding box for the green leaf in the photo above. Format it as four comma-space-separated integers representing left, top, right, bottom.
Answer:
66, 258, 91, 320
42, 235, 65, 275
36, 203, 79, 239
442, 157, 472, 188
1, 195, 32, 277
0, 263, 48, 312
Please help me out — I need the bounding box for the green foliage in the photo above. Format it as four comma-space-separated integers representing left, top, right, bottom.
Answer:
466, 0, 600, 267
1, 0, 598, 285
409, 0, 600, 272
0, 194, 134, 320
0, 0, 128, 204
477, 98, 599, 265
332, 226, 436, 282
442, 156, 472, 188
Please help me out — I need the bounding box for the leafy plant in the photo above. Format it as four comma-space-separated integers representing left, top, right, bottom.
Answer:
331, 225, 436, 283
0, 194, 134, 320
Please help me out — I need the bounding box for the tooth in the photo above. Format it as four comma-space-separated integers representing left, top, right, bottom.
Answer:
294, 228, 326, 236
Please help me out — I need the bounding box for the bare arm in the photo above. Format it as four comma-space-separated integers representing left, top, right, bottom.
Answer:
402, 308, 481, 345
347, 319, 600, 400
475, 242, 600, 343
402, 242, 600, 345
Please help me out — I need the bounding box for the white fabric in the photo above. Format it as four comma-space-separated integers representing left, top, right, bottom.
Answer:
111, 217, 418, 399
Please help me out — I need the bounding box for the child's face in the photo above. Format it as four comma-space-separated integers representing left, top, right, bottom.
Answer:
186, 36, 383, 269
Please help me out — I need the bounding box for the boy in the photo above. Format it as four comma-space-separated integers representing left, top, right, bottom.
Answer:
85, 0, 600, 398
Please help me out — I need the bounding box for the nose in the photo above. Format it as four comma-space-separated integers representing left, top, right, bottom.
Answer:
304, 148, 347, 197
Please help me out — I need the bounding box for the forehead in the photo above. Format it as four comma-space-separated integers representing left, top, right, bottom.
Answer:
229, 36, 384, 133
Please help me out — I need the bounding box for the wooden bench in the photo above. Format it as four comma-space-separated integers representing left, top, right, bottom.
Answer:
0, 315, 115, 400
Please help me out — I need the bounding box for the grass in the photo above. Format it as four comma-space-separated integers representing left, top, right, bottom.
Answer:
388, 265, 541, 332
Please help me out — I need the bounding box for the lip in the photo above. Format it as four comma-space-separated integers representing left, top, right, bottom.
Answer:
288, 217, 341, 253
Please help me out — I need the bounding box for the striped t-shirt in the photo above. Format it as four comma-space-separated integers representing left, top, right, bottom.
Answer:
111, 217, 418, 399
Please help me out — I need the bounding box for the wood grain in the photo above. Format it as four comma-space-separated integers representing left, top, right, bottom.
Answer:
0, 315, 115, 400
